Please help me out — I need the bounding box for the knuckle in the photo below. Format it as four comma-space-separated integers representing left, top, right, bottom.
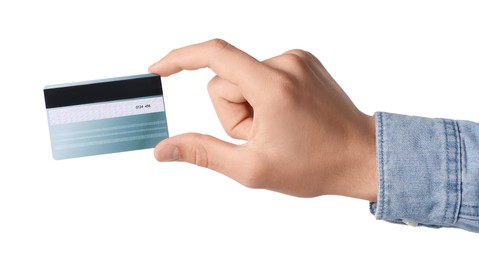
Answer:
283, 53, 308, 71
208, 38, 231, 52
285, 49, 312, 60
281, 50, 316, 75
226, 124, 250, 141
188, 135, 210, 168
207, 76, 220, 95
227, 126, 244, 140
285, 49, 324, 68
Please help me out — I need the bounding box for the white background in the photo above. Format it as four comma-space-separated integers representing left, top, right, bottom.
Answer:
1, 0, 478, 259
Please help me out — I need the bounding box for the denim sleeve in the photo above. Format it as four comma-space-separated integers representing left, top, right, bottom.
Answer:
370, 112, 479, 233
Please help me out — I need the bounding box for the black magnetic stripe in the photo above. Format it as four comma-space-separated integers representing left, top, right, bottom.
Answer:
44, 75, 162, 108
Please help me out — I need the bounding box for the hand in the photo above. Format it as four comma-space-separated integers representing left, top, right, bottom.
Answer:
149, 39, 377, 201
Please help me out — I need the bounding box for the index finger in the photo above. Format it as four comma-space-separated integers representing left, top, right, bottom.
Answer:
148, 39, 273, 102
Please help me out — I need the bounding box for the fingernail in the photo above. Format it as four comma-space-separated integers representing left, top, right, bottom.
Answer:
148, 63, 158, 73
148, 58, 165, 72
156, 144, 179, 162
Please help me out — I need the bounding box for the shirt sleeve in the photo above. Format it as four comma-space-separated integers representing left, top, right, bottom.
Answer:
370, 112, 479, 233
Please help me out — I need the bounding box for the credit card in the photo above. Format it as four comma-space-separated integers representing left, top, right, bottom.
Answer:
44, 74, 168, 160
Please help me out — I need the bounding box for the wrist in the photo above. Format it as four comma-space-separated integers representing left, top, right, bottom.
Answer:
359, 114, 378, 201
328, 113, 377, 201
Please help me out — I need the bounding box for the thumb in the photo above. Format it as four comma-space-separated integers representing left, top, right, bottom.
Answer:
154, 133, 246, 177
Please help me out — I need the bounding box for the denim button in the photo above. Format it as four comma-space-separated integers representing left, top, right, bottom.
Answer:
402, 219, 419, 227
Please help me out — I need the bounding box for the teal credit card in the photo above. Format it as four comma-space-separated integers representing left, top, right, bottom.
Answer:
44, 74, 169, 160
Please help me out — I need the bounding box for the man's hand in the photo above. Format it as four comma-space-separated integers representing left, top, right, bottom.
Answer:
149, 39, 377, 201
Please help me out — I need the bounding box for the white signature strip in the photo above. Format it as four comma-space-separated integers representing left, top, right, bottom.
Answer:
47, 96, 164, 125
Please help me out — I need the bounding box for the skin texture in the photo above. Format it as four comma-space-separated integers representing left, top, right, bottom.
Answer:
149, 39, 377, 201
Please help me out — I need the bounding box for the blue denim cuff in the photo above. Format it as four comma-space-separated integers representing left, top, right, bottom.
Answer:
371, 112, 462, 229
